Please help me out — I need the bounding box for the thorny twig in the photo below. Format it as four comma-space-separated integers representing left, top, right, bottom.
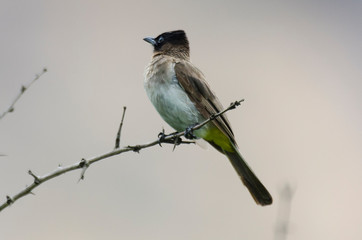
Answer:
0, 99, 244, 212
0, 68, 47, 120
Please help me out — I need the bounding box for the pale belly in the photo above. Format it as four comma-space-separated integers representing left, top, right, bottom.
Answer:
146, 79, 205, 132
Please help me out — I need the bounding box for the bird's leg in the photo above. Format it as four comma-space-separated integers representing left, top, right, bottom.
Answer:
184, 124, 198, 140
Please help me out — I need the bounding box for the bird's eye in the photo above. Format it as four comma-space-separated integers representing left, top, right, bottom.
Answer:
158, 36, 164, 44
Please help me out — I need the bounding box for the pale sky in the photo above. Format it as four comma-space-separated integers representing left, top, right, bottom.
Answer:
1, 1, 361, 240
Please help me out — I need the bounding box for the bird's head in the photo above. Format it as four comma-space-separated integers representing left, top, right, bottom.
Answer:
143, 30, 190, 59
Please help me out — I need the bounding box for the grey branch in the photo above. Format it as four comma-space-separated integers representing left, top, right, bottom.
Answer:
0, 68, 47, 120
0, 99, 244, 212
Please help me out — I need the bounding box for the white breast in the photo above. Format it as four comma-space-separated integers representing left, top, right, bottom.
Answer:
144, 57, 204, 132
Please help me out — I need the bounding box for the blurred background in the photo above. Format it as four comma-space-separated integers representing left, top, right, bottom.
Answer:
0, 0, 361, 239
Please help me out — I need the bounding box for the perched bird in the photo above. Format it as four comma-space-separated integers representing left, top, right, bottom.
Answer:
143, 30, 272, 206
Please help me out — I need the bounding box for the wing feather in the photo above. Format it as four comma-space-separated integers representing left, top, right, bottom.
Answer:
174, 60, 236, 145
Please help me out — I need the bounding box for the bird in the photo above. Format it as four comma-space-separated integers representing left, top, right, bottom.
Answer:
143, 30, 272, 206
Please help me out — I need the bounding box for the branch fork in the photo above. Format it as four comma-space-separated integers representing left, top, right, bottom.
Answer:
28, 170, 40, 184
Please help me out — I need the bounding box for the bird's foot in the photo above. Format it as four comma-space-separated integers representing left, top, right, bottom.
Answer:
158, 129, 167, 147
172, 136, 183, 151
184, 124, 198, 140
158, 129, 180, 146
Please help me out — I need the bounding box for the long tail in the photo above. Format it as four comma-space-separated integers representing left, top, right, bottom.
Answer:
224, 148, 273, 206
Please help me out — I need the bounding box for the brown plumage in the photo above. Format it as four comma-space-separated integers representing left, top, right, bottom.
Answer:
144, 30, 272, 206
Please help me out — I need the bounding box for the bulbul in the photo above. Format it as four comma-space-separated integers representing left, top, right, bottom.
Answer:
143, 30, 272, 206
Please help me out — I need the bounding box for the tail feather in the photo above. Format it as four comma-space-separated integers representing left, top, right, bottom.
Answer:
225, 149, 273, 206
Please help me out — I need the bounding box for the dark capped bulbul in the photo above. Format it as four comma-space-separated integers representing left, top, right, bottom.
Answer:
143, 30, 272, 206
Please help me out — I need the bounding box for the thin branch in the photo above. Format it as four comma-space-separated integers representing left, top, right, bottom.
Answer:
115, 106, 127, 149
0, 68, 47, 120
0, 99, 244, 212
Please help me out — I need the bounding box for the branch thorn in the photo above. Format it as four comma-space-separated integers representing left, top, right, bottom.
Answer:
28, 170, 40, 184
78, 159, 89, 181
6, 196, 13, 205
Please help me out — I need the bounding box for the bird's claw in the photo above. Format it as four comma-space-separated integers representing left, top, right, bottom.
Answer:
172, 136, 182, 151
158, 130, 166, 147
184, 125, 197, 140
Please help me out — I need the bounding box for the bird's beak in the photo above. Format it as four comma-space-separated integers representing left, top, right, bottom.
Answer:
143, 37, 157, 46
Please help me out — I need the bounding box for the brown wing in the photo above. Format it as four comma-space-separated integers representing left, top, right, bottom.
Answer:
174, 60, 237, 145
